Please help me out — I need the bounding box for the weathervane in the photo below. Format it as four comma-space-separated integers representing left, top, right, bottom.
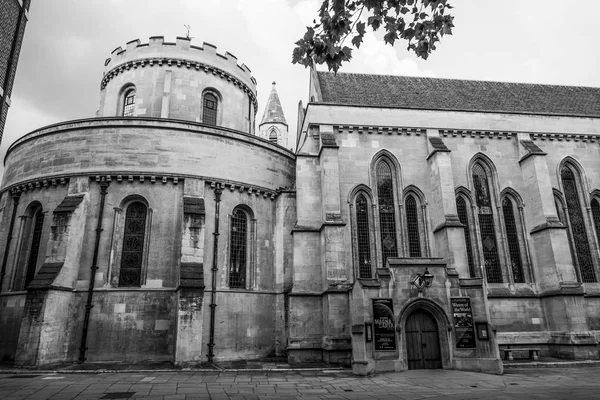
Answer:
184, 24, 193, 40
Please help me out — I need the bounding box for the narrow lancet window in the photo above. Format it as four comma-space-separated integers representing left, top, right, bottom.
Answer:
25, 208, 44, 287
356, 194, 372, 278
473, 163, 502, 283
405, 195, 421, 257
456, 196, 476, 277
502, 197, 524, 283
561, 167, 596, 283
119, 202, 147, 287
229, 209, 248, 288
376, 160, 398, 267
591, 198, 600, 243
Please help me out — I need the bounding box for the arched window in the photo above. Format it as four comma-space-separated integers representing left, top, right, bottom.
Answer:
123, 87, 136, 117
203, 92, 218, 126
502, 197, 524, 283
376, 160, 398, 267
472, 162, 502, 283
591, 198, 600, 243
229, 208, 249, 288
24, 207, 44, 287
355, 194, 373, 278
456, 195, 476, 277
405, 194, 421, 257
561, 166, 596, 282
119, 202, 147, 287
269, 128, 278, 143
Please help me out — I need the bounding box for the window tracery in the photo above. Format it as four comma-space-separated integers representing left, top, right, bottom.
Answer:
119, 202, 147, 287
376, 160, 398, 267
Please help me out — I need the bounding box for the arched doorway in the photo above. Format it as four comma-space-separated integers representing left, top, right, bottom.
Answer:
406, 309, 442, 369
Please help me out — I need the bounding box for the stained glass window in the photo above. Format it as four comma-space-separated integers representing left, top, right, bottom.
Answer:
356, 194, 372, 278
456, 196, 476, 277
119, 202, 147, 287
229, 209, 248, 288
123, 88, 136, 117
25, 208, 44, 287
203, 92, 218, 126
473, 163, 502, 283
561, 167, 596, 283
406, 195, 421, 257
502, 197, 524, 283
592, 198, 600, 243
376, 160, 398, 267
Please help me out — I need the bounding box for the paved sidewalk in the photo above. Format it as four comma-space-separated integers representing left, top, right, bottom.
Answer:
1, 367, 600, 399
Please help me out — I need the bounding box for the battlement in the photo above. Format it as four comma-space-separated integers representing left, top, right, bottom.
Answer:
102, 36, 257, 92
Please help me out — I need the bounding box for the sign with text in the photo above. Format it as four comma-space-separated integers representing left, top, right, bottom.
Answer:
451, 297, 476, 349
372, 298, 397, 351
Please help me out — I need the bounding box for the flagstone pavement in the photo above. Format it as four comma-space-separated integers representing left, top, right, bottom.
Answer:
1, 366, 599, 400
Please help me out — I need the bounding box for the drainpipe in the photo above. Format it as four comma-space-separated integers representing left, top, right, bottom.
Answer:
79, 179, 109, 363
207, 183, 223, 363
0, 193, 20, 291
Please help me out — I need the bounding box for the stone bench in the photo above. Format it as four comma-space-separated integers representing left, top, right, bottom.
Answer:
500, 347, 540, 361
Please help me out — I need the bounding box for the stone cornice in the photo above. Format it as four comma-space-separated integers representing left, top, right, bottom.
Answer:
335, 125, 426, 135
101, 56, 258, 115
530, 132, 600, 142
440, 129, 513, 139
2, 173, 288, 202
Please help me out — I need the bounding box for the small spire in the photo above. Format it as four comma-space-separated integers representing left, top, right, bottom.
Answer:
260, 81, 287, 126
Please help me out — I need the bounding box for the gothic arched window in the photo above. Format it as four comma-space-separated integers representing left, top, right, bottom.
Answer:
405, 194, 422, 257
591, 198, 600, 244
376, 160, 398, 267
24, 207, 45, 287
502, 197, 524, 283
123, 87, 136, 117
119, 202, 147, 287
561, 166, 596, 283
355, 194, 373, 278
269, 128, 278, 143
229, 208, 249, 288
456, 195, 476, 277
472, 162, 502, 283
203, 92, 218, 126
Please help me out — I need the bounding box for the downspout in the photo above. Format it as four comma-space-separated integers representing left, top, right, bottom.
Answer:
207, 183, 223, 363
79, 179, 109, 363
0, 193, 20, 290
0, 2, 27, 129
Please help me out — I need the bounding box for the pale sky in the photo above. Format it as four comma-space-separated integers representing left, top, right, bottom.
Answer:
2, 0, 599, 180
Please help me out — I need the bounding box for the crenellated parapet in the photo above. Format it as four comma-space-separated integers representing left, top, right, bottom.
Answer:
99, 36, 258, 125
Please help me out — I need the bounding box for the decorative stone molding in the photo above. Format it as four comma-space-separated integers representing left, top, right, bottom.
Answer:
335, 125, 426, 135
101, 55, 258, 114
439, 129, 513, 139
7, 177, 69, 195
92, 174, 180, 185
530, 132, 599, 142
207, 180, 280, 200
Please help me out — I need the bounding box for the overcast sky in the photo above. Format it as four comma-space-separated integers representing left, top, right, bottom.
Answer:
2, 0, 599, 180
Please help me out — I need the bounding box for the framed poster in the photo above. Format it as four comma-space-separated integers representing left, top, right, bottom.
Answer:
372, 298, 397, 351
451, 297, 476, 349
476, 322, 489, 340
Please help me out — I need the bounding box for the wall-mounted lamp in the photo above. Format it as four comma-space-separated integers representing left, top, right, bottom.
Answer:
410, 267, 434, 295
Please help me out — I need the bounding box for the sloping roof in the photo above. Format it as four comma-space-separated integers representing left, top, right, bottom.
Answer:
260, 82, 287, 125
316, 71, 600, 117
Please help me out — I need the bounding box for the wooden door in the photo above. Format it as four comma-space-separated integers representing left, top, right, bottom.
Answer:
406, 310, 442, 369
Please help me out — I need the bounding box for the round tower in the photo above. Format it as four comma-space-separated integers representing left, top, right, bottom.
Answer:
98, 36, 257, 134
258, 82, 288, 148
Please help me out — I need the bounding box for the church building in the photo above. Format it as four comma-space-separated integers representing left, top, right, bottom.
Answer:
1, 36, 600, 375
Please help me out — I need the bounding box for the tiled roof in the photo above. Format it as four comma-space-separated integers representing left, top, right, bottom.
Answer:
260, 82, 287, 125
316, 71, 600, 117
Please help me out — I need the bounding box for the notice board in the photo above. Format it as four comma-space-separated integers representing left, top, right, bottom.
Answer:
451, 297, 476, 349
372, 298, 397, 351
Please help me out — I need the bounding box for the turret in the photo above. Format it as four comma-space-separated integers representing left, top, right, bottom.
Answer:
97, 36, 257, 134
258, 82, 288, 148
